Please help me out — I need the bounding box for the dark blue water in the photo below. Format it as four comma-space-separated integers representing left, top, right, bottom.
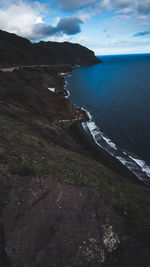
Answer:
65, 54, 150, 183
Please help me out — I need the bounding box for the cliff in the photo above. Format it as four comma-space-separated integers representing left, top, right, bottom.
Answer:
0, 29, 101, 67
0, 30, 150, 267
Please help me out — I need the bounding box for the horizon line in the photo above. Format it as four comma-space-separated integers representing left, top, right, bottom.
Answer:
96, 52, 150, 56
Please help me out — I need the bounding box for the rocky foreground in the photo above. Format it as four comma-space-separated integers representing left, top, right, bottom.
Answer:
0, 30, 150, 267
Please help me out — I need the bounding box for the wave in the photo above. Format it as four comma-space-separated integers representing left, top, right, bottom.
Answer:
101, 134, 117, 150
61, 72, 72, 77
82, 108, 117, 152
64, 81, 70, 98
129, 156, 150, 178
64, 74, 150, 185
81, 108, 150, 185
65, 90, 70, 98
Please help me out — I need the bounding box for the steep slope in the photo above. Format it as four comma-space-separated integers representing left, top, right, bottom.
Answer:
0, 30, 150, 267
0, 66, 150, 267
0, 29, 101, 67
0, 30, 36, 67
34, 41, 101, 66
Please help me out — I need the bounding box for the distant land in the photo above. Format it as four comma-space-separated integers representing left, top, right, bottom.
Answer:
0, 29, 101, 67
0, 29, 150, 267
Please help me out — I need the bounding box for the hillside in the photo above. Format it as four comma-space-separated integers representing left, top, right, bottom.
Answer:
0, 30, 150, 267
0, 29, 101, 67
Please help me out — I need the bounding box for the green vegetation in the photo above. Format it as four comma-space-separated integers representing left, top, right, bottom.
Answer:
0, 102, 150, 232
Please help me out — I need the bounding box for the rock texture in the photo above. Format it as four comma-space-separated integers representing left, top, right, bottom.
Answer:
3, 178, 123, 267
0, 29, 101, 67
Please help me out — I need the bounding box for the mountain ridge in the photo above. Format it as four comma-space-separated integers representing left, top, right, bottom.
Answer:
0, 29, 101, 67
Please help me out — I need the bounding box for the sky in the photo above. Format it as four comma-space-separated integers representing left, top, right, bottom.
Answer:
0, 0, 150, 55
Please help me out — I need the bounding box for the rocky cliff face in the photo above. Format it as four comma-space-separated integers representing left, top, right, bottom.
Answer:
0, 29, 101, 67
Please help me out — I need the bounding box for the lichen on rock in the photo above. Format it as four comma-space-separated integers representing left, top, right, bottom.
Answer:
103, 224, 120, 253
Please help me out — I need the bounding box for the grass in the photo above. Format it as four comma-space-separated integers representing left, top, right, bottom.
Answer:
0, 102, 150, 231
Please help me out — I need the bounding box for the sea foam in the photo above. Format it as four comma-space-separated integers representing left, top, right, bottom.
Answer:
129, 156, 150, 178
81, 108, 150, 184
82, 108, 117, 151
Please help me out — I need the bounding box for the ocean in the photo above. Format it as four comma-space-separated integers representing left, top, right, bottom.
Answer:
65, 54, 150, 184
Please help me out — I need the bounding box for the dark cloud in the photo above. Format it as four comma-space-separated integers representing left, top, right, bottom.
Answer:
112, 0, 133, 9
133, 30, 150, 37
110, 0, 150, 16
33, 24, 54, 38
137, 2, 150, 15
54, 0, 96, 11
56, 17, 83, 35
53, 0, 134, 12
31, 17, 83, 40
54, 0, 150, 17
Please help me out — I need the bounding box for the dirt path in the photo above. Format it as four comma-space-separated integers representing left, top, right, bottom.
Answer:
0, 65, 51, 72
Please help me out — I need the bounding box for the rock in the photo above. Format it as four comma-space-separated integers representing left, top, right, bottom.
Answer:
3, 178, 123, 267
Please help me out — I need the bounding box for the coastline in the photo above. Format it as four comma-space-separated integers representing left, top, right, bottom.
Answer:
1, 64, 150, 267
67, 122, 145, 186
64, 68, 147, 187
1, 29, 150, 267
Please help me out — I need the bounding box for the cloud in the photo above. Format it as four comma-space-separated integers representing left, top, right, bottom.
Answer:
53, 0, 150, 17
76, 35, 89, 45
112, 0, 133, 11
111, 0, 150, 16
133, 30, 150, 37
0, 0, 83, 41
0, 0, 45, 37
31, 17, 83, 40
53, 0, 97, 11
55, 17, 83, 34
137, 1, 150, 15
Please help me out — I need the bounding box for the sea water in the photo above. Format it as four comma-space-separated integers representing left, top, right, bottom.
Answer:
65, 54, 150, 184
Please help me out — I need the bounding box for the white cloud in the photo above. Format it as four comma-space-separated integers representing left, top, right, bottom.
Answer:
0, 1, 83, 41
91, 37, 150, 55
52, 16, 61, 26
0, 0, 45, 37
76, 35, 89, 45
78, 13, 91, 21
47, 34, 72, 42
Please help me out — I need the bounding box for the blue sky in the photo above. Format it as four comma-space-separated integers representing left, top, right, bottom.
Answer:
0, 0, 150, 55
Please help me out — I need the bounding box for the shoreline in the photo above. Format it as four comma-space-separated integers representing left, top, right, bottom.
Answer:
63, 67, 147, 186
67, 122, 145, 186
